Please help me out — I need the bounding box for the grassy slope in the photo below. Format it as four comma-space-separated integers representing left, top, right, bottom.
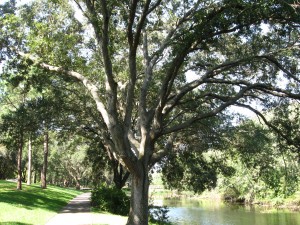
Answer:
0, 180, 82, 225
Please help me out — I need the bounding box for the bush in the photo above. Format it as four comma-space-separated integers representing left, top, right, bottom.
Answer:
91, 184, 130, 216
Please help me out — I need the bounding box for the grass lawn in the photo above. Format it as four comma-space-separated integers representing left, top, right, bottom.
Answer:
0, 180, 82, 225
0, 180, 171, 225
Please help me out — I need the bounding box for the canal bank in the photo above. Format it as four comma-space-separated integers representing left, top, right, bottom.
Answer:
150, 186, 300, 212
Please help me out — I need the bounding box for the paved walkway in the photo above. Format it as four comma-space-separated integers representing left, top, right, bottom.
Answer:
45, 192, 127, 225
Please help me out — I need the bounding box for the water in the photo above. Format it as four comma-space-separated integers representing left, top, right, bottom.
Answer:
161, 199, 300, 225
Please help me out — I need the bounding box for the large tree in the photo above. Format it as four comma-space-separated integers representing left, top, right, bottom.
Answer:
1, 0, 300, 224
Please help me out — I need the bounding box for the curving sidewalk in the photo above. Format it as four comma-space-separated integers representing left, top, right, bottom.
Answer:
45, 192, 127, 225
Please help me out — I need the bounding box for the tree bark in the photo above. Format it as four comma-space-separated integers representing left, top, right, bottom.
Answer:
27, 138, 32, 185
75, 178, 81, 190
41, 131, 49, 189
17, 132, 24, 190
113, 161, 130, 189
126, 167, 149, 225
33, 170, 37, 183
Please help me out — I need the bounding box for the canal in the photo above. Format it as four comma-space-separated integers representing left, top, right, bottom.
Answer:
160, 199, 300, 225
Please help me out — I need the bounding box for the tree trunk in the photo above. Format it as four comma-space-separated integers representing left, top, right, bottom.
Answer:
41, 131, 49, 189
75, 179, 81, 190
113, 161, 130, 189
27, 138, 32, 185
126, 167, 149, 225
17, 132, 24, 190
33, 170, 37, 183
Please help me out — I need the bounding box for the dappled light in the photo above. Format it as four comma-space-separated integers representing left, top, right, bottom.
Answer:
0, 0, 299, 224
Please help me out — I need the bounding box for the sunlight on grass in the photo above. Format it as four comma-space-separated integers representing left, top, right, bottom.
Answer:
0, 180, 82, 224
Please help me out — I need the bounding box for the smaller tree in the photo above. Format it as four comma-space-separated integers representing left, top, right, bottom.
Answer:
48, 134, 92, 189
219, 119, 300, 201
26, 137, 32, 185
160, 115, 234, 193
0, 105, 32, 190
41, 130, 49, 189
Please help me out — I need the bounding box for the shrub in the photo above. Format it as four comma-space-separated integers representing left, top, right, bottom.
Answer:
91, 184, 130, 216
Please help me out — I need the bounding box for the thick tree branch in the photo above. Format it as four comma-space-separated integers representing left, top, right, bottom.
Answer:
206, 78, 300, 100
261, 55, 300, 83
99, 0, 118, 117
236, 103, 297, 146
150, 133, 176, 165
152, 3, 278, 133
127, 0, 138, 47
84, 0, 118, 126
126, 0, 153, 132
125, 0, 150, 137
133, 0, 151, 51
158, 1, 299, 118
160, 85, 252, 136
18, 52, 111, 126
73, 0, 92, 22
140, 30, 151, 116
147, 0, 163, 15
161, 56, 261, 117
149, 0, 202, 64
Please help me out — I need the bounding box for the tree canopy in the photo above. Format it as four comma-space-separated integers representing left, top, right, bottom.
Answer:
1, 0, 299, 224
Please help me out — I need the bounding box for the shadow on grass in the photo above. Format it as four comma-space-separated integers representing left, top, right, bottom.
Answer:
1, 222, 33, 225
0, 191, 68, 212
0, 181, 81, 212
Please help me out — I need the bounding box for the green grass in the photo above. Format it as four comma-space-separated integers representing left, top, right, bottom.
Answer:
0, 180, 172, 225
0, 180, 82, 225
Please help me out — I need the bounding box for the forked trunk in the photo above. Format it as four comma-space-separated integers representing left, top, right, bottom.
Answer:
126, 168, 149, 225
113, 162, 130, 189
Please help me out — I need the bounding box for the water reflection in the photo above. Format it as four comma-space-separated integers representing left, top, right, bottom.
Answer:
162, 199, 300, 225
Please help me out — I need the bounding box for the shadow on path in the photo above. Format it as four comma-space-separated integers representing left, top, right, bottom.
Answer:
60, 193, 91, 213
45, 192, 92, 225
